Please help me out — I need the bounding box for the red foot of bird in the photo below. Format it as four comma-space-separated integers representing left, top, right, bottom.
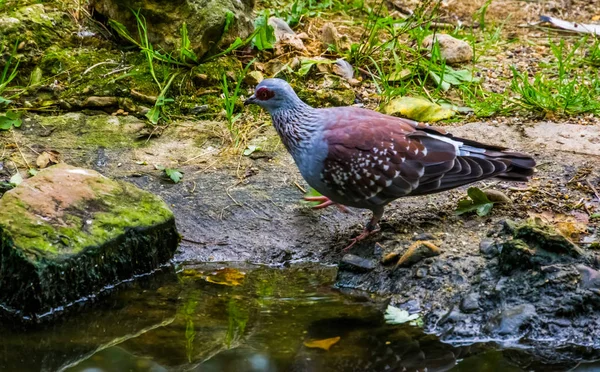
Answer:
342, 226, 381, 251
304, 196, 349, 213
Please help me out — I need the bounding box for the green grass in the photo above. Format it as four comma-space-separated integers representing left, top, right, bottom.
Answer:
221, 59, 255, 147
510, 37, 600, 116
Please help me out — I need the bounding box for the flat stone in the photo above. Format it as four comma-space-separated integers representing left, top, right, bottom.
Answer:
492, 304, 537, 335
340, 254, 377, 272
0, 164, 179, 320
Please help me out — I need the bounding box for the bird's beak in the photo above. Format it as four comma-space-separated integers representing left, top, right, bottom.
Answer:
244, 94, 256, 106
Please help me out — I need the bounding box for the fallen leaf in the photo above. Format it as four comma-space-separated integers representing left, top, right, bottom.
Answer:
36, 150, 61, 169
382, 96, 455, 122
165, 168, 183, 183
303, 336, 341, 351
9, 172, 22, 186
243, 145, 261, 156
456, 187, 496, 216
384, 305, 420, 324
204, 268, 246, 286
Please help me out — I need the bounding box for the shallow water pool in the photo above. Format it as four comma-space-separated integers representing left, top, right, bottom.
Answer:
0, 263, 597, 371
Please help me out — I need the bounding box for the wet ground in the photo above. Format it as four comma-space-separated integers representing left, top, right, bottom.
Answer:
1, 262, 598, 372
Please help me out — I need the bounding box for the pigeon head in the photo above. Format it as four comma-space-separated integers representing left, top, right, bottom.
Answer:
244, 78, 305, 112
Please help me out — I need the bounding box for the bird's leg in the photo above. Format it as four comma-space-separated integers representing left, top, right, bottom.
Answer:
304, 196, 350, 213
343, 207, 384, 251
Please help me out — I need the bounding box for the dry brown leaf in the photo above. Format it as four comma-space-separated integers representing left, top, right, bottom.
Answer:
36, 150, 61, 169
303, 336, 341, 351
204, 267, 245, 287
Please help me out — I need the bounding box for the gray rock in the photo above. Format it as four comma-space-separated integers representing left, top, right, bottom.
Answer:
340, 254, 377, 272
460, 292, 480, 313
90, 0, 254, 58
492, 304, 537, 335
576, 264, 600, 290
479, 239, 498, 257
422, 34, 473, 64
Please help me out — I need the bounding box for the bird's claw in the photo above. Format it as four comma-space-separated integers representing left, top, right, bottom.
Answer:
342, 226, 381, 251
304, 196, 349, 213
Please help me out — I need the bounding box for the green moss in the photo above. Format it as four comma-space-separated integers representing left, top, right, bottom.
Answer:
0, 165, 180, 319
34, 113, 145, 149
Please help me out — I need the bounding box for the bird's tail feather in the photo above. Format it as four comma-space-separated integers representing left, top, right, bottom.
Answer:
461, 145, 536, 181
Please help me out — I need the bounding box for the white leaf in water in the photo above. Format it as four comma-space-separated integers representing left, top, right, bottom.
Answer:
384, 305, 420, 324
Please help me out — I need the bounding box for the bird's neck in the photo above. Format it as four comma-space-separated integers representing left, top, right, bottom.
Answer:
270, 102, 320, 155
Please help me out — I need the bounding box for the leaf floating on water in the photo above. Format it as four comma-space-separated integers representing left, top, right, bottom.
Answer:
303, 336, 341, 351
204, 268, 246, 287
384, 305, 420, 325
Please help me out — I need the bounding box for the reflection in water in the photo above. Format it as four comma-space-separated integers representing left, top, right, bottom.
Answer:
0, 263, 596, 371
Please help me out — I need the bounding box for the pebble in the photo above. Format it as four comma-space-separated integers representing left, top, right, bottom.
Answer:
244, 71, 264, 86
479, 239, 498, 257
422, 34, 473, 64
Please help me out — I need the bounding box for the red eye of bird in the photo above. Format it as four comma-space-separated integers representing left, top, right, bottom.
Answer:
256, 87, 274, 101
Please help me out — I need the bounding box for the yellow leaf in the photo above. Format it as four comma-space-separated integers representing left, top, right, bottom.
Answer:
381, 97, 455, 122
204, 268, 245, 287
303, 336, 341, 351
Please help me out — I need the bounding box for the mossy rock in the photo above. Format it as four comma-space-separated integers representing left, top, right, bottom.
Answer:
498, 220, 587, 274
0, 163, 179, 321
91, 0, 254, 58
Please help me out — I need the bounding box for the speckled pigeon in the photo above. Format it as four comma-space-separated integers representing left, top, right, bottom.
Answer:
245, 78, 535, 249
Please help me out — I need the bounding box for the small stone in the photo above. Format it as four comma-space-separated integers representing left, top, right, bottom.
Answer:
321, 22, 339, 49
340, 254, 377, 272
193, 73, 209, 85
83, 96, 118, 108
576, 264, 600, 290
244, 70, 264, 86
479, 239, 498, 257
422, 34, 473, 64
460, 292, 480, 313
396, 241, 441, 267
483, 189, 511, 204
190, 105, 209, 115
413, 232, 435, 241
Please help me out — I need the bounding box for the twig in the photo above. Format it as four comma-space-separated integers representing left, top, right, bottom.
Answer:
294, 181, 307, 193
83, 61, 118, 75
587, 179, 600, 202
12, 132, 30, 169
